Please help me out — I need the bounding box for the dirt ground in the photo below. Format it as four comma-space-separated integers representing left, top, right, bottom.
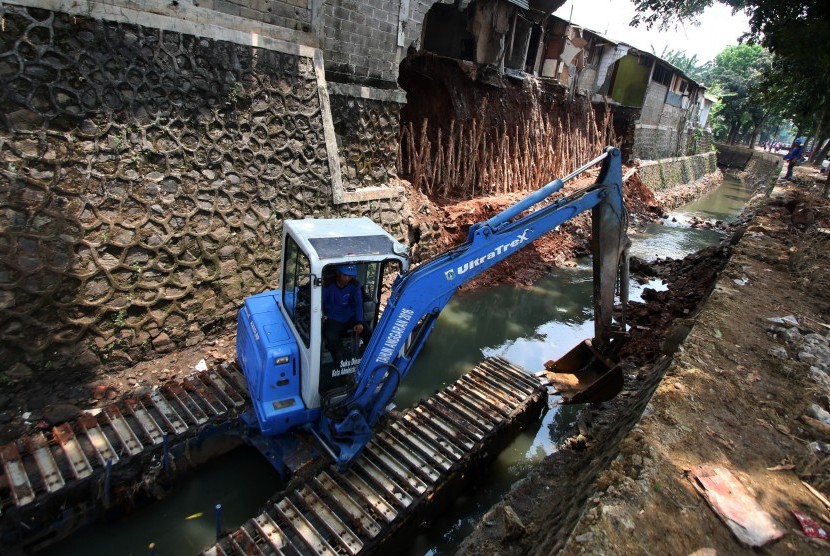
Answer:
459, 165, 830, 554
563, 169, 830, 555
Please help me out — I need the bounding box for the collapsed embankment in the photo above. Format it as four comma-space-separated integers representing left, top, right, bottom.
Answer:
403, 152, 721, 291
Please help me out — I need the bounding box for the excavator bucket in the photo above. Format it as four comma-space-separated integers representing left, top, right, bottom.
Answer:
544, 339, 624, 404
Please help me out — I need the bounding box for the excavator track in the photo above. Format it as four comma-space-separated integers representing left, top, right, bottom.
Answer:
0, 362, 251, 550
202, 356, 546, 555
0, 358, 545, 553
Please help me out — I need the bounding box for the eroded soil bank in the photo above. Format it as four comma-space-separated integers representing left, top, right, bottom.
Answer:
459, 167, 830, 554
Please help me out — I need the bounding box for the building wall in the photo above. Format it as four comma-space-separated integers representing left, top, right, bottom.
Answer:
203, 0, 313, 32
639, 82, 668, 125
609, 55, 649, 107
631, 81, 697, 160
0, 2, 407, 370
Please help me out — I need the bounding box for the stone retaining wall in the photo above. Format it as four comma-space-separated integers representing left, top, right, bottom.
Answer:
637, 152, 718, 191
0, 4, 406, 371
743, 151, 783, 194
714, 144, 783, 194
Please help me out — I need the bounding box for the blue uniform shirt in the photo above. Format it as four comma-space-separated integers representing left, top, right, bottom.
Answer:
322, 281, 363, 324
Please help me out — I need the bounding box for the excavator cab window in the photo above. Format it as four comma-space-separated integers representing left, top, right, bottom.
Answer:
282, 236, 312, 347
318, 259, 402, 395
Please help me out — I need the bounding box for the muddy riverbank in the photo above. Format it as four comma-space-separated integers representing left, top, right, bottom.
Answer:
459, 167, 830, 554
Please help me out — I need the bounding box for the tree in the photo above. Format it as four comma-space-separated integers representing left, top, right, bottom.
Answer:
632, 0, 829, 157
701, 45, 772, 145
700, 82, 730, 138
656, 48, 706, 82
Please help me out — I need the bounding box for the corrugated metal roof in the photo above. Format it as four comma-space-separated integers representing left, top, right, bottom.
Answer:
506, 0, 530, 10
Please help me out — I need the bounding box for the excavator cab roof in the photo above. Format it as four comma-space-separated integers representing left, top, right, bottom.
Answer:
283, 217, 408, 263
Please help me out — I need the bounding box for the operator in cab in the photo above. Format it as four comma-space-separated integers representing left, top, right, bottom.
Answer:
322, 264, 365, 367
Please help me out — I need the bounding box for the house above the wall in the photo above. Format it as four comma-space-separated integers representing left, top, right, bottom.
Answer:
540, 15, 710, 160
417, 3, 712, 161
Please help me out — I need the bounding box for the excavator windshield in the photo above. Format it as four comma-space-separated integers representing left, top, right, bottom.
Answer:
318, 260, 401, 394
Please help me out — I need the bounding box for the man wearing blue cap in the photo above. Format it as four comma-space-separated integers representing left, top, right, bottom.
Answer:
322, 264, 364, 366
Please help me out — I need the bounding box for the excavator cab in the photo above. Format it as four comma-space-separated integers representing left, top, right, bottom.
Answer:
237, 218, 408, 436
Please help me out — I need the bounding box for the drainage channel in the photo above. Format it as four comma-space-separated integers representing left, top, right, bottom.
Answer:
200, 357, 545, 555
0, 357, 545, 554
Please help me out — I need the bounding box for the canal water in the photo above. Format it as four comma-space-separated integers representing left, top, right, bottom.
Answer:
47, 176, 752, 555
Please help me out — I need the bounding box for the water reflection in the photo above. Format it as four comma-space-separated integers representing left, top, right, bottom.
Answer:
48, 446, 283, 556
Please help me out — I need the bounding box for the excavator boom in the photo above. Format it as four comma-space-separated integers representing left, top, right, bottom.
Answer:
317, 147, 630, 467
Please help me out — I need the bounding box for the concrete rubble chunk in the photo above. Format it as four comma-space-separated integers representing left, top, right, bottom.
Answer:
808, 404, 830, 425
767, 315, 799, 327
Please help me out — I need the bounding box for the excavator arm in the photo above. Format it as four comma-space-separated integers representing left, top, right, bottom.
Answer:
317, 147, 629, 468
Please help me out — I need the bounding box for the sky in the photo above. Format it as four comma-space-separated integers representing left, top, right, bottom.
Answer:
553, 0, 751, 63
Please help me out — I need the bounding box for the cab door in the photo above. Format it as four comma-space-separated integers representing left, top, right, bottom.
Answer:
280, 235, 315, 406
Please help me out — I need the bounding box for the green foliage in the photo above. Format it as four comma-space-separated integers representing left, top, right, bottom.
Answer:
697, 44, 773, 142
700, 82, 730, 138
657, 48, 706, 81
631, 0, 829, 146
113, 309, 127, 330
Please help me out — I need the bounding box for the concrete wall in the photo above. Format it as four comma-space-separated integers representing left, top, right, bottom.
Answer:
715, 144, 783, 193
714, 143, 755, 170
0, 2, 408, 371
638, 152, 719, 191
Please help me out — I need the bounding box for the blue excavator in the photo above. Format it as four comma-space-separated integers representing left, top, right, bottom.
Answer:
237, 147, 630, 471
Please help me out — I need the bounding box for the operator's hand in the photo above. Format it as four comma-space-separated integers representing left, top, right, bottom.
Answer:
354, 323, 364, 335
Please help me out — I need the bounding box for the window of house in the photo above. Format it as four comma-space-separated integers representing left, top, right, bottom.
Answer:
651, 63, 672, 87
586, 40, 602, 67
671, 76, 689, 94
506, 13, 533, 71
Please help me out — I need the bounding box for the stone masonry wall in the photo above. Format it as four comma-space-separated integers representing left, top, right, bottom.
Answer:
328, 87, 405, 188
637, 152, 718, 191
714, 142, 755, 170
0, 5, 405, 371
740, 149, 783, 194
